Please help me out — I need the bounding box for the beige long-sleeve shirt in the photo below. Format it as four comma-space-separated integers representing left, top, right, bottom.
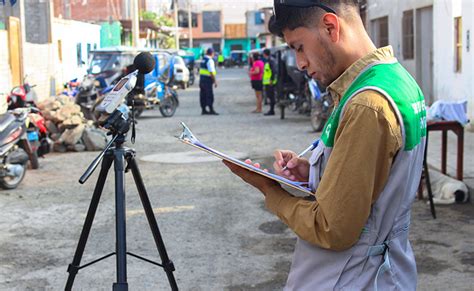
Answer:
264, 46, 403, 251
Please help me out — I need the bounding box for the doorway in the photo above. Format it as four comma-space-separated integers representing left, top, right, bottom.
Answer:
416, 6, 434, 104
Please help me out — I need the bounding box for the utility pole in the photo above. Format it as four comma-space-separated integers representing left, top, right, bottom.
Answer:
131, 0, 140, 47
188, 0, 193, 48
174, 0, 180, 49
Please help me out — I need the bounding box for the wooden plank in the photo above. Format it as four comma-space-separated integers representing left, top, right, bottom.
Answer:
225, 24, 246, 39
8, 17, 23, 86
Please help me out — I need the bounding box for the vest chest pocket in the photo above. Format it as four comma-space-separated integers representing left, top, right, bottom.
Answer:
308, 144, 326, 192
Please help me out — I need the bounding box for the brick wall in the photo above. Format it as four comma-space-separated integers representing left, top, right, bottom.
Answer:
54, 0, 125, 22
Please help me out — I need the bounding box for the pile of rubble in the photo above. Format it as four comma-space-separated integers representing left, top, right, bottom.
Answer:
37, 96, 108, 152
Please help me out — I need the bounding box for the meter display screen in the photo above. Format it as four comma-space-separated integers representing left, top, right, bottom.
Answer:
113, 78, 128, 91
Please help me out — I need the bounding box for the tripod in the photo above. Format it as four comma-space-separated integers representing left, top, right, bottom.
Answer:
65, 131, 178, 291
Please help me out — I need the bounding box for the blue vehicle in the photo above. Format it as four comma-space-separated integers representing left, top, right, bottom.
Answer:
133, 52, 179, 118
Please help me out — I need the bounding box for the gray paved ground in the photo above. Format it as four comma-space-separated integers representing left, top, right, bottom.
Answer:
0, 68, 472, 290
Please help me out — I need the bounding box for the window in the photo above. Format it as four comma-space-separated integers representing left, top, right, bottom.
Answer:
455, 17, 462, 72
402, 10, 414, 59
371, 16, 389, 48
178, 11, 198, 28
202, 11, 221, 33
378, 16, 389, 47
255, 12, 264, 25
76, 43, 82, 66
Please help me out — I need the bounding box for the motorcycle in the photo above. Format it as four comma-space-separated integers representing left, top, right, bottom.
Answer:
308, 79, 333, 132
7, 80, 49, 167
75, 75, 100, 121
128, 54, 179, 118
7, 75, 38, 110
61, 78, 81, 98
273, 46, 310, 119
130, 79, 179, 118
0, 108, 38, 189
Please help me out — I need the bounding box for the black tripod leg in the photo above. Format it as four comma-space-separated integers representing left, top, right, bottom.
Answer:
65, 155, 114, 291
424, 134, 436, 219
128, 157, 178, 291
113, 148, 128, 291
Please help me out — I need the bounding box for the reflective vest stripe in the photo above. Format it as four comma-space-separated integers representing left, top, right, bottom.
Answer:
200, 57, 216, 77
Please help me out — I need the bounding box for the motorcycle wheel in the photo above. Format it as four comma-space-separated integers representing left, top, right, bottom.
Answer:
159, 96, 178, 117
0, 163, 27, 190
310, 100, 325, 132
29, 151, 39, 170
134, 107, 145, 118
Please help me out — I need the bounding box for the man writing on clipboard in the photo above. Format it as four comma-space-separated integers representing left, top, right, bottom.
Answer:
223, 1, 427, 290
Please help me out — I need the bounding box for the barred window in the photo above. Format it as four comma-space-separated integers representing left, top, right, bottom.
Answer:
402, 10, 414, 59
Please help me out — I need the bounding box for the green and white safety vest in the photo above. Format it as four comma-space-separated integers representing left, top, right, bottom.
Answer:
285, 60, 426, 291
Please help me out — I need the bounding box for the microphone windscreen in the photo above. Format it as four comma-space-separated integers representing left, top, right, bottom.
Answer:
133, 52, 155, 74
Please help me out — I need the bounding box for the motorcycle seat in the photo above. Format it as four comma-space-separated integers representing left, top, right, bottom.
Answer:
0, 113, 17, 133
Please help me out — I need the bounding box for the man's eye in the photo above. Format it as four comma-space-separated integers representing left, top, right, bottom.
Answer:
297, 46, 303, 53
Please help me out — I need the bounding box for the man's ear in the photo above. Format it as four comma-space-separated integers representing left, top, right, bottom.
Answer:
321, 13, 340, 43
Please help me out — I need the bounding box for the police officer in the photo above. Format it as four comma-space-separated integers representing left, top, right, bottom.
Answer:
199, 48, 219, 115
262, 48, 277, 116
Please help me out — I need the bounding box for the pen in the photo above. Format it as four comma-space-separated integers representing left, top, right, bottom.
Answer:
282, 139, 320, 171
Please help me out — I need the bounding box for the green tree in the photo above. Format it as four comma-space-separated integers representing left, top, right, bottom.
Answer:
140, 10, 176, 49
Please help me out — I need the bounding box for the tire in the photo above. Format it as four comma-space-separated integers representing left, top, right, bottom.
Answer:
159, 96, 178, 117
29, 151, 39, 170
0, 149, 27, 190
310, 100, 325, 132
133, 107, 145, 118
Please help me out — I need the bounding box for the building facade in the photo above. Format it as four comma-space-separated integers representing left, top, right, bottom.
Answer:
367, 0, 473, 119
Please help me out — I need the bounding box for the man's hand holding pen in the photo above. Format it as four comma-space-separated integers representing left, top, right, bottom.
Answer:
273, 150, 310, 182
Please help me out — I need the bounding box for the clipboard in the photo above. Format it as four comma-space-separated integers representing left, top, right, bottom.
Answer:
177, 122, 314, 196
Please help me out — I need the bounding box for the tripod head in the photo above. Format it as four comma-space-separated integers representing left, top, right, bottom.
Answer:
80, 52, 155, 184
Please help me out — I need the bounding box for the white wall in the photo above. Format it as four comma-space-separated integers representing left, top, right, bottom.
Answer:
433, 0, 464, 104
22, 42, 54, 101
0, 30, 12, 96
462, 0, 473, 120
52, 18, 101, 88
367, 0, 433, 77
0, 30, 11, 114
367, 0, 472, 119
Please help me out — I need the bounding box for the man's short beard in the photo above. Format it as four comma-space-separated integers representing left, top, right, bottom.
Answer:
318, 35, 338, 86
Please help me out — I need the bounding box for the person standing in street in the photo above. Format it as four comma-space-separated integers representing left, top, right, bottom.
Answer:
249, 53, 264, 113
218, 53, 225, 68
224, 0, 427, 290
199, 48, 219, 115
262, 48, 277, 116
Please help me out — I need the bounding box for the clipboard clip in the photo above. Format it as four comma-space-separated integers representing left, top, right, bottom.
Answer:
178, 122, 198, 142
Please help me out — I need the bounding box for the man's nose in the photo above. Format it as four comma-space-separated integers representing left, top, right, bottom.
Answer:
296, 54, 308, 71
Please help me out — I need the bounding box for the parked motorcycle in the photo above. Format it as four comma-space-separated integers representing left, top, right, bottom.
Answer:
0, 108, 37, 189
273, 46, 310, 119
308, 79, 333, 132
127, 53, 180, 118
7, 79, 49, 167
75, 75, 101, 121
130, 79, 179, 118
7, 75, 38, 110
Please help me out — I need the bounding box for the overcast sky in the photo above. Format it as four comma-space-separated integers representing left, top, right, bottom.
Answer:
147, 0, 273, 24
